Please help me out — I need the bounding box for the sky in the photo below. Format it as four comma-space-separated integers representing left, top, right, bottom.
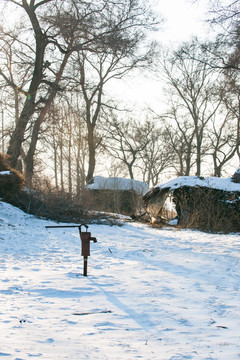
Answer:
155, 0, 209, 44
0, 0, 210, 111
109, 0, 211, 110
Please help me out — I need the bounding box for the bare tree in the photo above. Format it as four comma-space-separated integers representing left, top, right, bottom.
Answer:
185, 2, 240, 75
41, 97, 88, 195
0, 23, 31, 163
163, 112, 196, 176
69, 7, 160, 183
0, 0, 160, 184
102, 116, 152, 180
137, 119, 175, 186
207, 108, 238, 176
160, 43, 222, 176
209, 0, 240, 32
0, 0, 79, 182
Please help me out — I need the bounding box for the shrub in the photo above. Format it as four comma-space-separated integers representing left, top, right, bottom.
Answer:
86, 188, 143, 216
0, 153, 24, 198
173, 186, 240, 233
11, 188, 86, 223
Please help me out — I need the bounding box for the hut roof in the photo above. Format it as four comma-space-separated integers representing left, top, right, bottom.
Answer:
0, 171, 11, 176
86, 176, 149, 195
153, 175, 240, 193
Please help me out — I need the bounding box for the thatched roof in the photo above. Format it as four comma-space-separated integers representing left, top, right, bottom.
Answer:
152, 175, 240, 193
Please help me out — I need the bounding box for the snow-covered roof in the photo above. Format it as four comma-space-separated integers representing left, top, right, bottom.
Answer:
0, 170, 11, 176
155, 175, 240, 192
86, 176, 148, 195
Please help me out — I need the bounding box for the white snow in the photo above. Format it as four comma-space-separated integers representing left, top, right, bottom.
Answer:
155, 175, 240, 193
86, 176, 149, 195
0, 200, 240, 360
0, 171, 11, 176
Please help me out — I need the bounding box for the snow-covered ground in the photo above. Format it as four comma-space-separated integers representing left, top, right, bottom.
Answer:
0, 200, 240, 360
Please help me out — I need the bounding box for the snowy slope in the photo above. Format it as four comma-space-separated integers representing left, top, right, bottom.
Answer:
0, 200, 240, 360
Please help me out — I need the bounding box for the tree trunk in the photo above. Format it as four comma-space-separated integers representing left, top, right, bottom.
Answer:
24, 46, 72, 184
76, 149, 81, 197
7, 2, 47, 168
1, 110, 4, 153
86, 122, 95, 184
68, 118, 72, 195
237, 103, 240, 164
195, 139, 201, 176
76, 121, 85, 196
7, 99, 37, 168
60, 125, 64, 193
54, 137, 58, 190
25, 96, 55, 185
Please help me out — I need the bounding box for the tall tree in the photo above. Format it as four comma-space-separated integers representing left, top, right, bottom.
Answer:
103, 116, 152, 180
207, 107, 238, 176
137, 119, 175, 186
72, 41, 157, 183
163, 111, 196, 176
186, 2, 240, 74
0, 0, 160, 184
41, 97, 88, 195
160, 42, 222, 176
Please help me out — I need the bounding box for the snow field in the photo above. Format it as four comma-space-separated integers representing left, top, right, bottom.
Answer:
0, 201, 240, 359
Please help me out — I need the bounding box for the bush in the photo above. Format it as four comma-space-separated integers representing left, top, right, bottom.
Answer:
0, 153, 24, 198
10, 188, 87, 223
0, 154, 123, 225
173, 186, 240, 233
3, 181, 120, 225
86, 188, 144, 216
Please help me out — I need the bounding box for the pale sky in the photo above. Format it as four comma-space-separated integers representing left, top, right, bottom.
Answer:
109, 0, 211, 111
155, 0, 209, 44
0, 0, 210, 111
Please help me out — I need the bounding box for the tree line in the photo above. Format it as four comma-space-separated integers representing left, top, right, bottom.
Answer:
0, 0, 240, 195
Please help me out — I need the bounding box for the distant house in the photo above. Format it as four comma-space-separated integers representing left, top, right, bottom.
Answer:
143, 171, 240, 233
86, 176, 148, 216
